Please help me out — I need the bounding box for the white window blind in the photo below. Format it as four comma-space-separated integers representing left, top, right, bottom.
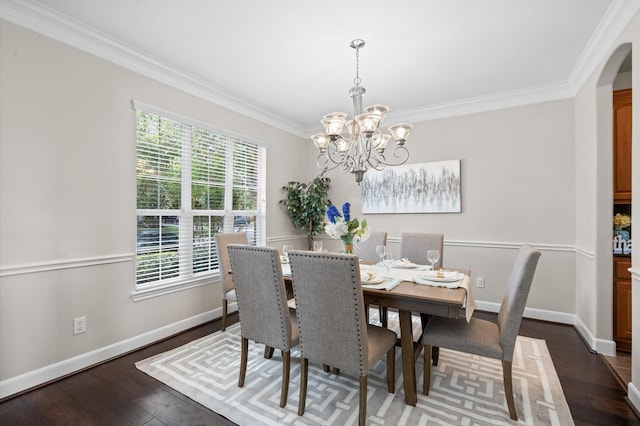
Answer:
134, 102, 266, 289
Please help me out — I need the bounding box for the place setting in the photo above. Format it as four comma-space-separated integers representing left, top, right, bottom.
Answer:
412, 269, 466, 288
360, 269, 401, 290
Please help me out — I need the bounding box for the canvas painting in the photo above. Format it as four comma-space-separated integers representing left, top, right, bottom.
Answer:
361, 160, 461, 213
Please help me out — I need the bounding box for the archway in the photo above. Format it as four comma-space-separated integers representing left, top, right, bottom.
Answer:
596, 42, 633, 383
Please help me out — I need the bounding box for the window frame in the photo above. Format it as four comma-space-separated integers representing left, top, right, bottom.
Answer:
131, 101, 266, 301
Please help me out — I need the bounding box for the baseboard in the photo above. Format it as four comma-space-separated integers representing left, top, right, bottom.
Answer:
628, 383, 640, 415
572, 315, 616, 356
475, 301, 575, 325
475, 301, 617, 355
0, 303, 237, 399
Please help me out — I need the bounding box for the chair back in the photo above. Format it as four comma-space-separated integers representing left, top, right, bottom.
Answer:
497, 244, 541, 360
353, 231, 388, 263
288, 251, 368, 377
399, 232, 444, 268
215, 233, 248, 294
227, 244, 294, 351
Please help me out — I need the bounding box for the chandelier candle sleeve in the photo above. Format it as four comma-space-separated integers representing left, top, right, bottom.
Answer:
311, 39, 415, 184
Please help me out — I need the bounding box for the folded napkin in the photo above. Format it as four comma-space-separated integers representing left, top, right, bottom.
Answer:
361, 278, 402, 291
394, 258, 415, 267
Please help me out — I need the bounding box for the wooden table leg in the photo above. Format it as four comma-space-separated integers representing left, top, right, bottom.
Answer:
399, 309, 417, 406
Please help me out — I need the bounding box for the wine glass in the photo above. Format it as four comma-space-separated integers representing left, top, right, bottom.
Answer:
313, 240, 323, 252
426, 249, 440, 271
383, 250, 394, 273
375, 245, 386, 266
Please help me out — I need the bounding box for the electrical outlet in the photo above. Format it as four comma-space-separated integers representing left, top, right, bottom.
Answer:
73, 316, 86, 335
476, 277, 485, 288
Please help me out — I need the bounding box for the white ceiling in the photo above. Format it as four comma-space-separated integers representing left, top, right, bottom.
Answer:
3, 0, 637, 136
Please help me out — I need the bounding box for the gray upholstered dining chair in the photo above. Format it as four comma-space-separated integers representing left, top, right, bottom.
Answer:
288, 250, 396, 426
399, 232, 444, 269
214, 232, 248, 331
353, 231, 388, 263
422, 244, 541, 421
227, 244, 299, 408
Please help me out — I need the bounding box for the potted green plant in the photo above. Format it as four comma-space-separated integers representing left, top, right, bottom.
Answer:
280, 176, 331, 250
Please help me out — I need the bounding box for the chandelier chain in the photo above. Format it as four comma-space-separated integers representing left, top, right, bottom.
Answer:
353, 45, 361, 87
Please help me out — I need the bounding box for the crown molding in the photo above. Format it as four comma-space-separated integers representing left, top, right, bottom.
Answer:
568, 0, 640, 94
0, 0, 309, 137
386, 81, 575, 126
3, 0, 639, 137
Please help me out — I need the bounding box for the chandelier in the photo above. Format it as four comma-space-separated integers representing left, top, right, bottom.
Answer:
311, 39, 414, 184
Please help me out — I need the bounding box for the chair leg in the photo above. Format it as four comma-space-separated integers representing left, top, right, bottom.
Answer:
502, 360, 517, 420
420, 313, 429, 329
323, 364, 330, 373
380, 307, 388, 328
386, 346, 395, 393
264, 346, 274, 359
432, 347, 440, 366
359, 375, 367, 426
238, 337, 248, 387
332, 367, 340, 375
298, 358, 308, 416
365, 303, 370, 323
423, 344, 431, 395
221, 300, 228, 331
280, 351, 290, 408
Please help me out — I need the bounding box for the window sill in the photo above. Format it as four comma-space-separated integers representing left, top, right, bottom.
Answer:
130, 274, 219, 302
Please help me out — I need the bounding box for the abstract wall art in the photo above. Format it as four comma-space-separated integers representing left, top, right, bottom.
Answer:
361, 160, 461, 213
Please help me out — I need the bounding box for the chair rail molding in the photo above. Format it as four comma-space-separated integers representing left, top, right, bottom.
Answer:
387, 238, 575, 253
0, 254, 133, 277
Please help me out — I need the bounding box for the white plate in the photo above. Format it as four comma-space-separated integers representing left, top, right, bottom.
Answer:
419, 273, 462, 283
362, 276, 385, 285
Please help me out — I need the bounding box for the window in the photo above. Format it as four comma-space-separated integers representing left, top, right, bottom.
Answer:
134, 101, 266, 293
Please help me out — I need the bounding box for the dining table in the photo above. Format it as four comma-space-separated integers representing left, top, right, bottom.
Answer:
282, 259, 475, 407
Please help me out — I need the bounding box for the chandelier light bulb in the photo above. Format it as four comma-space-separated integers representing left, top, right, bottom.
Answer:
363, 104, 389, 122
336, 138, 351, 152
321, 112, 347, 136
389, 123, 414, 144
311, 133, 331, 150
354, 112, 381, 136
372, 133, 391, 151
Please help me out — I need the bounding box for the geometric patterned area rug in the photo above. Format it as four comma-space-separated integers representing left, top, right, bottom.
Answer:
136, 313, 574, 426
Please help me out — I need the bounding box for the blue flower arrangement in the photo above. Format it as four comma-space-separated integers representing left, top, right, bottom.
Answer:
325, 202, 369, 253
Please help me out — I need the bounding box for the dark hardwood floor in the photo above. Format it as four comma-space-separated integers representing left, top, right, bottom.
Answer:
1, 311, 639, 425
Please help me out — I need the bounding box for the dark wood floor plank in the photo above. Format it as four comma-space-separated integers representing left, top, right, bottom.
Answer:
56, 367, 154, 426
1, 311, 638, 425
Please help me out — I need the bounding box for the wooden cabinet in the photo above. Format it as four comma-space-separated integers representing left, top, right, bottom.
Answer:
614, 257, 632, 352
613, 89, 632, 203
